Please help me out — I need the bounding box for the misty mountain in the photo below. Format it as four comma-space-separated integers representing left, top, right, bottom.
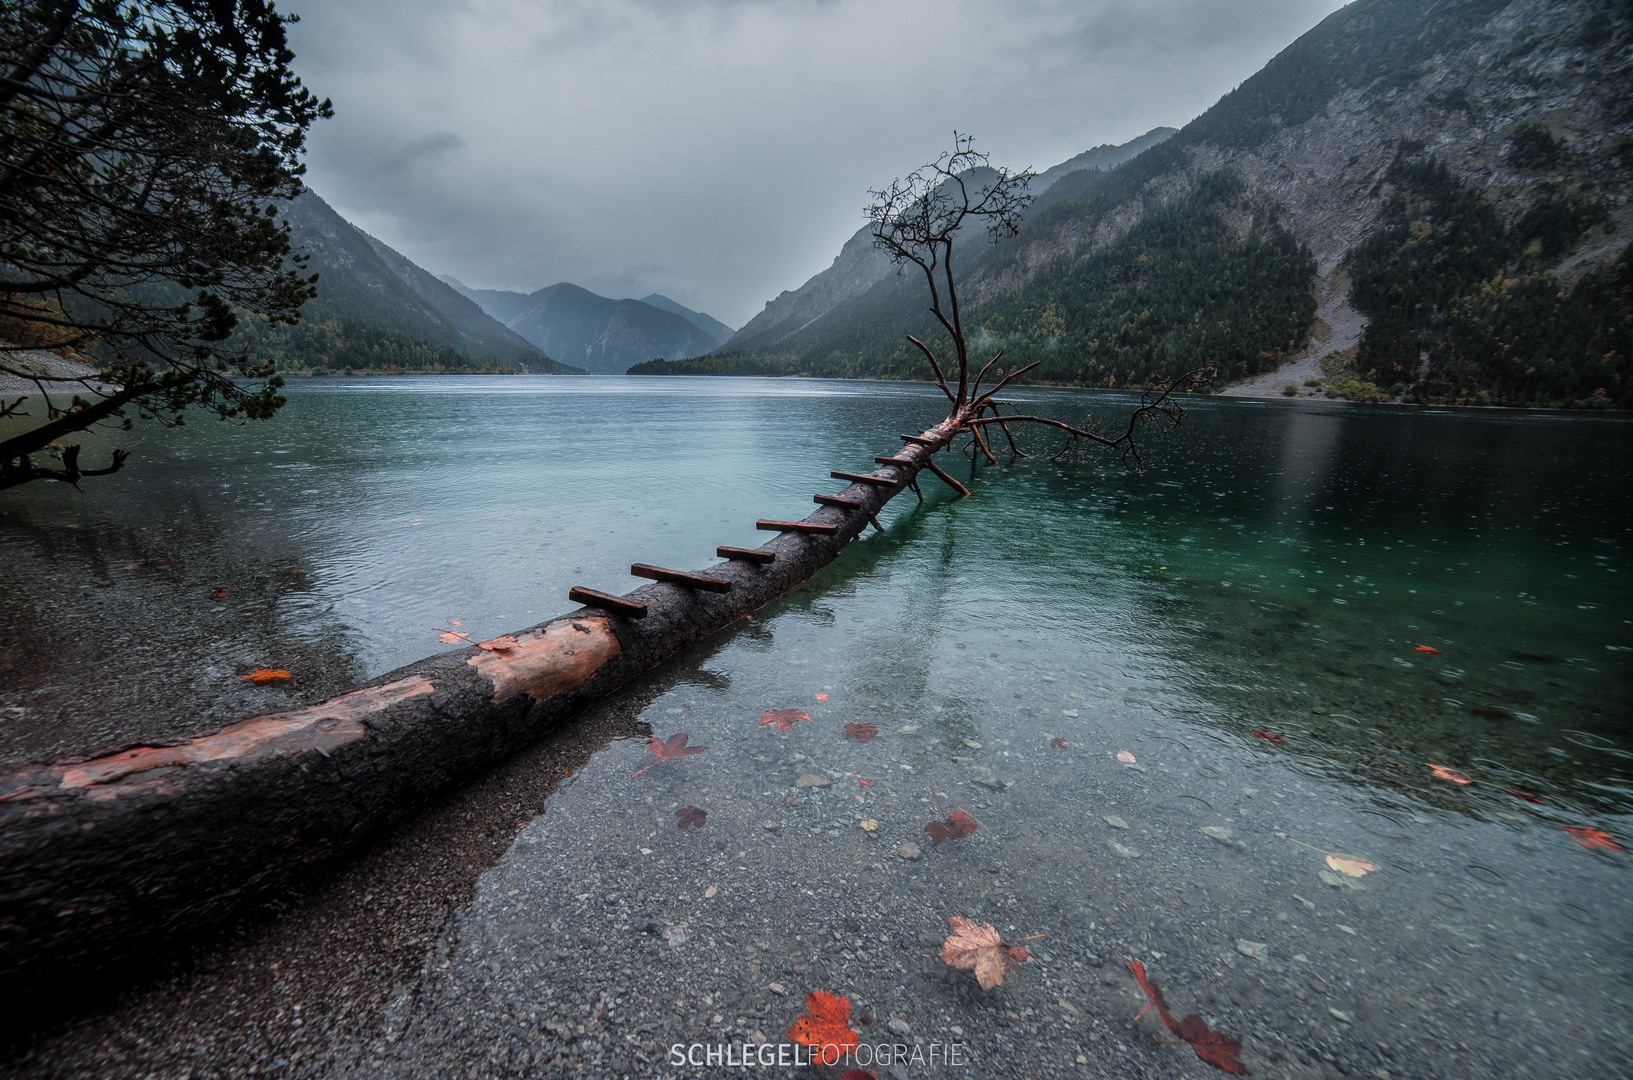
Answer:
637, 294, 734, 346
257, 191, 578, 373
645, 0, 1630, 410
443, 281, 721, 374
717, 127, 1177, 355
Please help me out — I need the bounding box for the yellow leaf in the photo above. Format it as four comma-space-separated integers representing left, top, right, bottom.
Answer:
859, 819, 879, 832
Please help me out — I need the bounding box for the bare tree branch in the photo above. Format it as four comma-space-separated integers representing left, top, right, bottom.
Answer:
865, 134, 1205, 492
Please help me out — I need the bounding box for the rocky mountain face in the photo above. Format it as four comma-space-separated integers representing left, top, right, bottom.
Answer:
445, 281, 722, 374
275, 192, 572, 372
681, 0, 1628, 409
718, 127, 1179, 355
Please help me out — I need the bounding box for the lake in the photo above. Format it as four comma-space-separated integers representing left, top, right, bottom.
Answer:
1, 376, 1628, 1077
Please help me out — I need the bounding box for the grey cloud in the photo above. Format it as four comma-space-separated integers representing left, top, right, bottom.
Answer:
286, 0, 1346, 327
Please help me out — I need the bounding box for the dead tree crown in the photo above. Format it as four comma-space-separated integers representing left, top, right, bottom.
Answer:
866, 132, 1201, 482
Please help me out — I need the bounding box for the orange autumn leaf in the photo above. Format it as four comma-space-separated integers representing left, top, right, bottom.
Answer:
938, 916, 1034, 989
925, 810, 978, 844
1413, 644, 1440, 654
814, 692, 829, 700
1325, 854, 1377, 877
676, 805, 707, 828
858, 778, 871, 786
761, 708, 809, 730
476, 635, 519, 653
844, 721, 878, 742
1428, 763, 1472, 784
210, 586, 228, 597
1050, 736, 1068, 750
786, 990, 859, 1053
1563, 826, 1625, 853
434, 627, 472, 644
1127, 957, 1249, 1074
240, 668, 291, 684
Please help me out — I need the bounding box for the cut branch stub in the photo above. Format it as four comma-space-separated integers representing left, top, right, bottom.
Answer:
717, 545, 775, 564
830, 470, 897, 487
630, 563, 731, 593
757, 519, 841, 536
567, 586, 649, 618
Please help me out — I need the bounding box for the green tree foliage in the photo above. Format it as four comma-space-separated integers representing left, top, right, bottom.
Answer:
1344, 152, 1627, 407
0, 0, 329, 489
975, 173, 1316, 389
237, 316, 515, 375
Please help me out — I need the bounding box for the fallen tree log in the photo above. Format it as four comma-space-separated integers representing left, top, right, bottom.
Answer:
0, 133, 1200, 992
0, 418, 962, 985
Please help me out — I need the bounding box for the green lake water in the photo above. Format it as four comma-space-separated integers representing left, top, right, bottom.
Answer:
1, 376, 1628, 1077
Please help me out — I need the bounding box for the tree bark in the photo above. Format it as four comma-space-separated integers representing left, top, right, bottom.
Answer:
0, 422, 960, 983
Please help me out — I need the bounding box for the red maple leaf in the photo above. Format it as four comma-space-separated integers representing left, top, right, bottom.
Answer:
844, 721, 878, 742
1250, 730, 1283, 742
1127, 958, 1249, 1074
1564, 826, 1625, 853
631, 732, 708, 776
1050, 736, 1068, 750
1428, 763, 1472, 784
925, 810, 978, 844
786, 990, 859, 1054
676, 805, 707, 828
761, 708, 809, 730
1414, 644, 1440, 654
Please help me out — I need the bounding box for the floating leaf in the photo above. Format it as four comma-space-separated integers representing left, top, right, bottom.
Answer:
1116, 749, 1136, 764
859, 819, 879, 832
1413, 644, 1440, 655
761, 708, 809, 730
631, 732, 708, 776
1250, 730, 1283, 742
1325, 854, 1377, 877
925, 810, 978, 844
786, 990, 859, 1053
938, 916, 1036, 989
814, 692, 829, 700
210, 586, 228, 597
1428, 763, 1472, 784
858, 778, 871, 786
240, 668, 292, 684
434, 627, 472, 644
477, 635, 519, 653
1050, 736, 1068, 750
1503, 788, 1541, 803
1127, 957, 1249, 1074
844, 721, 878, 742
676, 805, 707, 828
1563, 826, 1625, 853
448, 617, 463, 626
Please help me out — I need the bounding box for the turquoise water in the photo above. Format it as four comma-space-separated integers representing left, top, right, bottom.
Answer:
2, 377, 1629, 1075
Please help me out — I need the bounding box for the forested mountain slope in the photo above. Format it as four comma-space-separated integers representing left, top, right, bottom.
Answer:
645, 0, 1630, 409
717, 127, 1177, 355
242, 192, 579, 374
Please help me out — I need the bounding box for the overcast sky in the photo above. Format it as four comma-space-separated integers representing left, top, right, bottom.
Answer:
287, 0, 1347, 328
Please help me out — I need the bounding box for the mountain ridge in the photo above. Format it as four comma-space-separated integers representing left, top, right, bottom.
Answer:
444, 280, 722, 374
643, 0, 1631, 409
